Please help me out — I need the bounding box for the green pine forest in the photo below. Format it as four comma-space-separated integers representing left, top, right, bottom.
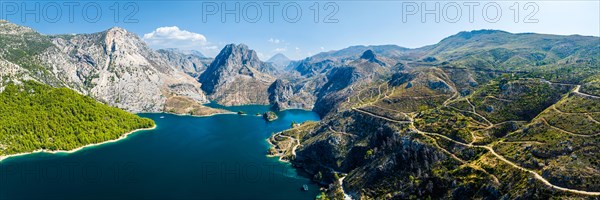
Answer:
0, 80, 155, 156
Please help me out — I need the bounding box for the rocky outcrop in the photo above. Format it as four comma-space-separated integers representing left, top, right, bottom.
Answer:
199, 44, 276, 105
267, 79, 315, 110
262, 111, 278, 121
268, 79, 294, 108
359, 49, 386, 66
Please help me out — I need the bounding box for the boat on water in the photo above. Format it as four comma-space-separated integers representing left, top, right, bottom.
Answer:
160, 116, 165, 119
302, 184, 308, 191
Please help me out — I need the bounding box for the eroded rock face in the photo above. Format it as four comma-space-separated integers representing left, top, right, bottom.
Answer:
199, 44, 276, 105
268, 79, 294, 108
267, 79, 315, 110
41, 27, 209, 113
0, 20, 209, 113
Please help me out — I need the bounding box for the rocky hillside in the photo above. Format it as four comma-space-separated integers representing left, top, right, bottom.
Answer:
269, 31, 600, 199
0, 20, 223, 116
199, 44, 277, 105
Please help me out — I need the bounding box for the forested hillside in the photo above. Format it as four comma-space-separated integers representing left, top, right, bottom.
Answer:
0, 81, 155, 156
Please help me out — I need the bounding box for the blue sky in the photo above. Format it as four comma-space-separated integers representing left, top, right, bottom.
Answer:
2, 1, 599, 60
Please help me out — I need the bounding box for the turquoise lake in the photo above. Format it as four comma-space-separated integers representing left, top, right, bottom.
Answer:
0, 105, 321, 200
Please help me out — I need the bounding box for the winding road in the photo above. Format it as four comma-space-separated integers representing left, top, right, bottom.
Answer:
348, 91, 600, 196
574, 85, 600, 99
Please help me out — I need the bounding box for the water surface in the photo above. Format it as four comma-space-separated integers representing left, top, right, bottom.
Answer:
0, 105, 321, 200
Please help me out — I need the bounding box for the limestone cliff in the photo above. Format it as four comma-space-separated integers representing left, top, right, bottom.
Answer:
199, 44, 276, 105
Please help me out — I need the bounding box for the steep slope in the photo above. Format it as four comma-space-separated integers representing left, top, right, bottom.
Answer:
199, 44, 276, 105
419, 30, 600, 83
0, 20, 61, 86
42, 27, 210, 112
0, 20, 218, 115
268, 31, 600, 199
269, 49, 403, 112
277, 73, 600, 199
267, 79, 315, 110
312, 50, 399, 116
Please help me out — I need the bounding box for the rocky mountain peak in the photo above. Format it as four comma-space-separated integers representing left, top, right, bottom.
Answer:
360, 50, 377, 60
102, 26, 140, 45
198, 44, 275, 105
218, 43, 260, 63
88, 26, 166, 71
106, 26, 127, 33
204, 43, 267, 76
358, 49, 386, 66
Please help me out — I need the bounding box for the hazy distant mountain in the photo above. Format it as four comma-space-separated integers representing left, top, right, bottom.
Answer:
162, 48, 207, 58
157, 48, 213, 78
419, 30, 599, 73
308, 45, 413, 62
266, 53, 292, 70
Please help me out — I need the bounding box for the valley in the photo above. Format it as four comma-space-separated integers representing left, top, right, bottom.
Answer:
1, 19, 599, 199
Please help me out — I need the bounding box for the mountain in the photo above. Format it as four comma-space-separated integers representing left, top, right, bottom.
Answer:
418, 30, 599, 83
266, 53, 292, 69
267, 31, 600, 199
308, 45, 413, 62
199, 44, 276, 105
162, 48, 206, 58
157, 48, 213, 78
267, 49, 401, 114
0, 20, 223, 116
2, 21, 600, 199
267, 78, 316, 110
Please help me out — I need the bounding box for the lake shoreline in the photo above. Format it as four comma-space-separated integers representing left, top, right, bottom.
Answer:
266, 133, 291, 163
0, 125, 157, 163
160, 111, 237, 118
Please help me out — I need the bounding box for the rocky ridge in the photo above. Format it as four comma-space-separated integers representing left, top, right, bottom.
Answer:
0, 20, 221, 115
199, 44, 276, 106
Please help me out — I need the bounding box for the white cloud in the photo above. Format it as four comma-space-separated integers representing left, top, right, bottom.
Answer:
268, 38, 282, 44
143, 26, 210, 51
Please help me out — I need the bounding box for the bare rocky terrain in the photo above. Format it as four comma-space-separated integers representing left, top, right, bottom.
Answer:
0, 20, 221, 115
